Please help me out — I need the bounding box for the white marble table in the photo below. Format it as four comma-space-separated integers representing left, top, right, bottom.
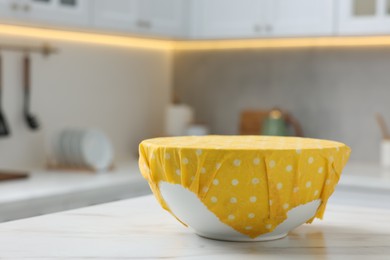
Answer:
0, 195, 390, 259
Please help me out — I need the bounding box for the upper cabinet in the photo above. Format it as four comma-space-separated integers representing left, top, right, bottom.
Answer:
92, 0, 188, 38
26, 0, 91, 27
191, 0, 334, 39
137, 0, 188, 38
191, 0, 265, 39
92, 0, 138, 32
2, 0, 390, 40
0, 0, 25, 22
337, 0, 390, 35
268, 0, 334, 37
0, 0, 91, 27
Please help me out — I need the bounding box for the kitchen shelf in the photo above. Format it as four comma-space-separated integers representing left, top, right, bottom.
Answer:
0, 159, 150, 222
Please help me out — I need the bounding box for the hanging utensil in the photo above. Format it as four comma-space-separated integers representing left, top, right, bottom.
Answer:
23, 53, 39, 130
376, 113, 390, 139
0, 52, 10, 136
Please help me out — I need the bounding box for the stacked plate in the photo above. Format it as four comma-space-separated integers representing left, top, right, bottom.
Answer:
54, 128, 114, 171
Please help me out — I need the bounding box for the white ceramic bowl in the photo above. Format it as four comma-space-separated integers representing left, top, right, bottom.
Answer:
139, 136, 351, 242
160, 182, 321, 242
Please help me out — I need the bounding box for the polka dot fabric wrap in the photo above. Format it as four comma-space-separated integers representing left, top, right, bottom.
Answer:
139, 136, 351, 238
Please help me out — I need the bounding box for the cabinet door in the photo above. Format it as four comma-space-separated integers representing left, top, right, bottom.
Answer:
267, 0, 334, 37
92, 0, 138, 33
337, 0, 390, 35
25, 0, 91, 27
137, 0, 187, 38
193, 0, 266, 39
0, 0, 24, 22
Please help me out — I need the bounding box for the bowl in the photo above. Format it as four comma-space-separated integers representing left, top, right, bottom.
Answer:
139, 136, 350, 241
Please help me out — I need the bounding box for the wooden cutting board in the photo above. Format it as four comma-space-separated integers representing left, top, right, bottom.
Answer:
0, 171, 29, 182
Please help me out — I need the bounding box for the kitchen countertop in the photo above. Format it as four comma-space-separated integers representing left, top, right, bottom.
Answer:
0, 195, 390, 259
2, 160, 390, 222
0, 159, 150, 222
328, 161, 390, 209
339, 161, 390, 190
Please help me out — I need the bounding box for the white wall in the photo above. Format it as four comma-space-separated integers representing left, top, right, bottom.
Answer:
0, 36, 171, 170
174, 47, 390, 162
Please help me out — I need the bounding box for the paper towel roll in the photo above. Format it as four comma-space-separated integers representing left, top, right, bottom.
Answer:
165, 104, 194, 136
381, 140, 390, 167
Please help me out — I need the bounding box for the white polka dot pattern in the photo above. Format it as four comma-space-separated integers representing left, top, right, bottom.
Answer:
269, 160, 276, 168
252, 178, 260, 184
233, 159, 241, 167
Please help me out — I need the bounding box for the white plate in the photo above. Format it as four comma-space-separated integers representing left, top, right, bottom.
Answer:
67, 129, 82, 167
80, 129, 113, 171
63, 130, 77, 167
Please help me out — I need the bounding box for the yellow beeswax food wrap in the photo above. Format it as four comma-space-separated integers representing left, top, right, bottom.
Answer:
139, 136, 350, 238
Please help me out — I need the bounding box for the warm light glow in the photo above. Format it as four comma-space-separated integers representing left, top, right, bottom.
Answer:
174, 36, 390, 50
0, 24, 174, 50
2, 24, 390, 51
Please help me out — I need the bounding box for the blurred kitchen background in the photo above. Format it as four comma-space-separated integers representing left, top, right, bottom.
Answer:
1, 0, 390, 221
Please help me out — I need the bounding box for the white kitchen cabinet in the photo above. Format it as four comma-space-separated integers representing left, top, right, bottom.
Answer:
138, 0, 188, 38
0, 0, 91, 28
92, 0, 139, 32
25, 0, 91, 27
92, 0, 188, 38
0, 0, 28, 22
192, 0, 335, 39
191, 0, 265, 38
268, 0, 334, 37
337, 0, 390, 35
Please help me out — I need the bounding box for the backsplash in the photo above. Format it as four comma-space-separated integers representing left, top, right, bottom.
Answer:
173, 47, 390, 162
0, 37, 171, 169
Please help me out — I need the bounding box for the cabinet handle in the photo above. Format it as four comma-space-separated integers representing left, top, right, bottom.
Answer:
254, 24, 263, 33
22, 4, 31, 12
136, 20, 146, 27
144, 21, 152, 29
136, 20, 152, 29
10, 2, 19, 11
265, 24, 272, 33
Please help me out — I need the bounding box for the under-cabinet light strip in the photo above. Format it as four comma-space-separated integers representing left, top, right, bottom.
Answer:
174, 36, 390, 50
2, 24, 390, 51
0, 24, 174, 50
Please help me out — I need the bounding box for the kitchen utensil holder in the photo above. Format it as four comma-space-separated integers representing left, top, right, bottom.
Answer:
0, 43, 58, 56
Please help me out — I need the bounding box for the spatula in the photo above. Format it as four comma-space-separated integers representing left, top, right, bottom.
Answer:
23, 54, 39, 130
0, 53, 10, 136
376, 113, 390, 140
